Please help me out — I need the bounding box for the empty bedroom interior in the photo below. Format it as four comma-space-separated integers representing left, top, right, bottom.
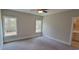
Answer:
0, 9, 79, 50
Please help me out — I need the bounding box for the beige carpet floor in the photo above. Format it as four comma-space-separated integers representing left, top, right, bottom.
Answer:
3, 36, 79, 50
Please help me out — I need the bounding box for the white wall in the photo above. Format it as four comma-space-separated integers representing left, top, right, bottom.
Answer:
2, 9, 43, 42
0, 10, 3, 49
43, 10, 79, 45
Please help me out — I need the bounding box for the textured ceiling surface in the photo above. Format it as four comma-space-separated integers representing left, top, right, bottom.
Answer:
11, 9, 71, 16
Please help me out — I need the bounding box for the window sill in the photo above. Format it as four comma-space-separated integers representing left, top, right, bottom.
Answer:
5, 35, 17, 37
35, 32, 42, 34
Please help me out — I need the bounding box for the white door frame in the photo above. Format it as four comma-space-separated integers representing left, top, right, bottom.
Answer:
69, 17, 76, 46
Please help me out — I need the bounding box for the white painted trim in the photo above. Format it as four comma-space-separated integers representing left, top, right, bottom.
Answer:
69, 17, 77, 46
4, 33, 42, 42
17, 34, 40, 40
18, 33, 42, 40
69, 17, 74, 46
44, 35, 71, 45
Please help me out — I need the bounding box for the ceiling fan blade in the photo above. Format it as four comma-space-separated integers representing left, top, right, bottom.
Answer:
41, 9, 48, 10
43, 10, 48, 13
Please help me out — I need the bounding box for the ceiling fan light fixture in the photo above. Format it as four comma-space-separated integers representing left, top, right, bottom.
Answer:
38, 10, 43, 13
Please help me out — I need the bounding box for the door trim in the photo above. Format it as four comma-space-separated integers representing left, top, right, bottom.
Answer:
70, 17, 76, 46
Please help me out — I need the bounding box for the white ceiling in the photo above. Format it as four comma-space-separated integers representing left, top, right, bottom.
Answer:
11, 9, 71, 16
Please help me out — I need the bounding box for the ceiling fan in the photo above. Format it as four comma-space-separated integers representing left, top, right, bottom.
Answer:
37, 9, 48, 13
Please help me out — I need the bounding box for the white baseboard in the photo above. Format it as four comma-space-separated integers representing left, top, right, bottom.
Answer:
4, 33, 42, 42
44, 35, 71, 46
18, 33, 42, 40
17, 35, 38, 40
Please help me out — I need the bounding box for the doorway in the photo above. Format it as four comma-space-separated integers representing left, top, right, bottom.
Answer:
71, 17, 79, 48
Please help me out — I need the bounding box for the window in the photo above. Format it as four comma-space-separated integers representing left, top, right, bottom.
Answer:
3, 16, 17, 37
36, 19, 42, 33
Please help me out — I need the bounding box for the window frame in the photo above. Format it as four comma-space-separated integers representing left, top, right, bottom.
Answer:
35, 16, 43, 33
2, 15, 18, 37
